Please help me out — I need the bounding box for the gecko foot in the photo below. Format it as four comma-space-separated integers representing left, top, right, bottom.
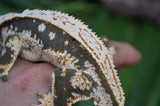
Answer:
31, 93, 53, 106
0, 74, 8, 81
100, 36, 109, 47
0, 68, 8, 81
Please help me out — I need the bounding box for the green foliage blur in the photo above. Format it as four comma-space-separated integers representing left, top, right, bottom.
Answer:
0, 0, 159, 106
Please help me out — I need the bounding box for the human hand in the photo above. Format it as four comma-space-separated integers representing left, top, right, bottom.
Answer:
0, 41, 141, 106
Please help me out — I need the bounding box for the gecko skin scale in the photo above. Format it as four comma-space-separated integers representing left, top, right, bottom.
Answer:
0, 9, 125, 106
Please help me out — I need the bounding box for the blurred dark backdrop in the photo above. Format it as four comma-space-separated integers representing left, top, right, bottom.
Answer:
0, 0, 159, 106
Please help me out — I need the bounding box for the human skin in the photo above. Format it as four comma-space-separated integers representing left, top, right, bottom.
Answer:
0, 41, 141, 106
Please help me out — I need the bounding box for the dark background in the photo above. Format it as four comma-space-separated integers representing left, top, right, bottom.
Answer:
0, 0, 159, 106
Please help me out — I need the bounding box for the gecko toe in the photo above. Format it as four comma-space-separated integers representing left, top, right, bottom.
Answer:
1, 75, 8, 81
37, 93, 44, 99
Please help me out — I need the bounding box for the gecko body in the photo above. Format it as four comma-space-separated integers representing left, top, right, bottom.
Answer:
0, 10, 124, 106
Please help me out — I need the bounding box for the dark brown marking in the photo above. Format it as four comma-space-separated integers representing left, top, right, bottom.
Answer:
95, 54, 100, 60
53, 17, 57, 20
63, 21, 66, 25
78, 32, 94, 52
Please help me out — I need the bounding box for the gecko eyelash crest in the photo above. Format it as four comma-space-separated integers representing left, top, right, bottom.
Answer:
0, 9, 125, 106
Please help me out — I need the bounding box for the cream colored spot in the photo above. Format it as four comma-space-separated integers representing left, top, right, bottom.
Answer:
15, 27, 18, 31
60, 67, 67, 77
70, 71, 92, 91
62, 31, 66, 35
38, 23, 46, 32
1, 49, 6, 56
80, 54, 84, 57
33, 19, 36, 23
91, 87, 112, 105
49, 32, 56, 40
64, 86, 67, 92
64, 40, 69, 46
83, 61, 102, 86
72, 47, 76, 52
10, 25, 14, 30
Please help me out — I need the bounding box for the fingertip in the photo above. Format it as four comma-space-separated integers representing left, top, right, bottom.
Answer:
109, 41, 142, 70
119, 42, 142, 66
125, 44, 142, 65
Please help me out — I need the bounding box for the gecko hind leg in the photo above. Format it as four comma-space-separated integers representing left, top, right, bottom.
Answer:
53, 67, 97, 106
32, 67, 98, 106
0, 34, 22, 81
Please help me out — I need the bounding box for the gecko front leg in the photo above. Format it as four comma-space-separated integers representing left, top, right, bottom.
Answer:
0, 33, 22, 81
100, 36, 118, 57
